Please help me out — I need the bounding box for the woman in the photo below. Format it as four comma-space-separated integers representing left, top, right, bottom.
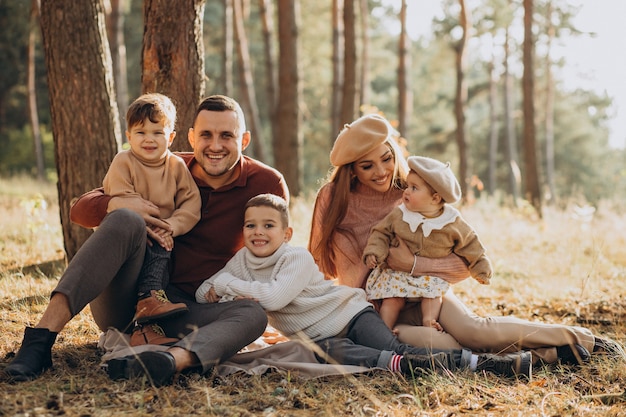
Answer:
309, 113, 619, 364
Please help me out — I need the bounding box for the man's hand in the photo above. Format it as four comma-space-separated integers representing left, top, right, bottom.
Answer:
107, 195, 171, 232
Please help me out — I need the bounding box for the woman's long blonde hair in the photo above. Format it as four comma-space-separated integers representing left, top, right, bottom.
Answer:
309, 138, 408, 278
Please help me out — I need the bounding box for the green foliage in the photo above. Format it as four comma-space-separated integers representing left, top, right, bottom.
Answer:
0, 126, 55, 179
1, 0, 624, 202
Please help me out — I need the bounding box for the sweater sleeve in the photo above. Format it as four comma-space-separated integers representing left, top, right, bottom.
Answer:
212, 249, 314, 312
362, 211, 395, 264
163, 159, 201, 237
453, 220, 493, 284
69, 188, 111, 228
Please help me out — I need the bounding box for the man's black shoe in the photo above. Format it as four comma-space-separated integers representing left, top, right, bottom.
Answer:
106, 351, 176, 387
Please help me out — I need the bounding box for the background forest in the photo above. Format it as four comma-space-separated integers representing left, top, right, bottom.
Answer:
1, 0, 626, 253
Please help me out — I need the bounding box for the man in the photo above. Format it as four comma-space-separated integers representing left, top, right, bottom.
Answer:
5, 95, 289, 386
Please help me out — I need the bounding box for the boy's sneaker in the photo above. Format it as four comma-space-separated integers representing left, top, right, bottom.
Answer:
135, 290, 188, 323
130, 323, 180, 347
475, 351, 532, 379
106, 351, 177, 387
400, 352, 455, 376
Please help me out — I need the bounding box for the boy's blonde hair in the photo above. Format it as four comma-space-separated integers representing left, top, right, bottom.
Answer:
126, 93, 177, 132
245, 194, 290, 228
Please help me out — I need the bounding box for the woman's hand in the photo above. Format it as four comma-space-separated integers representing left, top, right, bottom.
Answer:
386, 237, 413, 273
387, 237, 470, 284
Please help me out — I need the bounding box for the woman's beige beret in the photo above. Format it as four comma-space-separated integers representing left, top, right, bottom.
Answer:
330, 114, 391, 166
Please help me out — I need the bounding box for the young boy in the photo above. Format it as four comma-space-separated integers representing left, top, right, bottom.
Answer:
194, 194, 531, 379
103, 93, 201, 346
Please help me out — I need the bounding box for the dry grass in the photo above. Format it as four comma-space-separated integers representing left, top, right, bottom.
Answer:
1, 177, 626, 416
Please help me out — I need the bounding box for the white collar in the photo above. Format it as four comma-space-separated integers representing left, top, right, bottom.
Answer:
398, 204, 460, 237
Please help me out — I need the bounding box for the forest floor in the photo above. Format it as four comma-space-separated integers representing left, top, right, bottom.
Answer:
1, 176, 626, 416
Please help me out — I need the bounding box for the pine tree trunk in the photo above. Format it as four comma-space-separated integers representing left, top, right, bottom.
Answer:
259, 0, 277, 127
503, 28, 520, 205
275, 0, 301, 196
142, 0, 206, 151
222, 0, 234, 96
28, 0, 45, 181
330, 0, 344, 142
341, 0, 356, 125
358, 0, 369, 108
487, 58, 498, 196
233, 0, 265, 161
522, 0, 542, 216
39, 0, 121, 260
398, 0, 412, 138
105, 0, 129, 137
454, 0, 470, 202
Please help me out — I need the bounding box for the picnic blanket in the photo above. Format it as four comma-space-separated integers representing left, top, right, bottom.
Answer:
98, 326, 369, 379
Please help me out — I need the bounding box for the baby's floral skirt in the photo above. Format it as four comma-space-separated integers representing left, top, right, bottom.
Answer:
365, 267, 450, 301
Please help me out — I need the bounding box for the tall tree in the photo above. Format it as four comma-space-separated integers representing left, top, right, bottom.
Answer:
275, 0, 301, 196
358, 0, 369, 107
142, 0, 206, 151
105, 0, 129, 136
454, 0, 471, 201
543, 0, 556, 204
503, 27, 520, 204
28, 0, 44, 181
340, 0, 357, 125
397, 0, 412, 138
330, 0, 344, 142
259, 0, 277, 127
522, 0, 542, 216
39, 0, 121, 260
222, 0, 234, 96
487, 56, 498, 196
233, 0, 265, 161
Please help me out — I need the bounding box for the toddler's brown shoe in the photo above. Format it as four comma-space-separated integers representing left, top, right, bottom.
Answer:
134, 289, 188, 323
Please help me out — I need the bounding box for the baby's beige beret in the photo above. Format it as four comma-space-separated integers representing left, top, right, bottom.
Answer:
407, 155, 461, 204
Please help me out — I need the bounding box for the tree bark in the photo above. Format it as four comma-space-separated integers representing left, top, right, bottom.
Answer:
39, 0, 121, 260
259, 0, 277, 127
233, 0, 265, 161
330, 0, 344, 142
487, 58, 498, 196
522, 0, 542, 216
28, 0, 45, 181
275, 0, 301, 196
358, 0, 369, 108
544, 1, 556, 204
142, 0, 206, 151
454, 0, 470, 202
222, 0, 234, 96
503, 27, 520, 205
340, 0, 357, 125
397, 0, 412, 138
105, 0, 129, 137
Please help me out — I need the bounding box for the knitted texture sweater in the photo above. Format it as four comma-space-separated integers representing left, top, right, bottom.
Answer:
103, 149, 201, 237
363, 205, 492, 284
310, 182, 471, 288
201, 243, 371, 341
